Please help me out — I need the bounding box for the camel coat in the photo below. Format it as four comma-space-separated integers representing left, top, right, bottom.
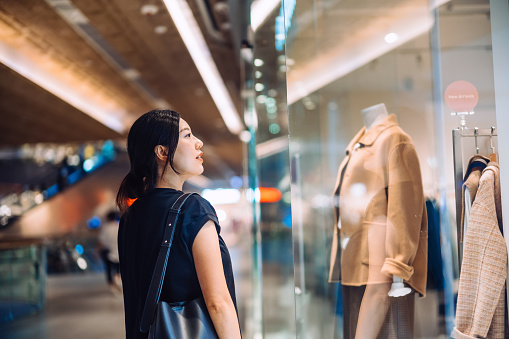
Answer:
329, 114, 428, 297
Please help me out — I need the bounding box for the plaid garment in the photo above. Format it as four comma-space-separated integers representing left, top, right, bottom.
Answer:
453, 163, 506, 339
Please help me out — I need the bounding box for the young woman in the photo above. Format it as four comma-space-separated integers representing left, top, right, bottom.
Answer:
116, 109, 241, 339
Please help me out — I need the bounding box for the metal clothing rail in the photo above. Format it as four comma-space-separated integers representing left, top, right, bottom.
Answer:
452, 127, 498, 271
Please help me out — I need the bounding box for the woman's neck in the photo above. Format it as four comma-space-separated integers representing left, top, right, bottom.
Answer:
156, 171, 185, 191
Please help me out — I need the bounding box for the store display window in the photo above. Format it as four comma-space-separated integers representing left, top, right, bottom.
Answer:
251, 0, 509, 337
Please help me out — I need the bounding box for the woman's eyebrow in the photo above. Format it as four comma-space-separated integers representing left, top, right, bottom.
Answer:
179, 127, 191, 133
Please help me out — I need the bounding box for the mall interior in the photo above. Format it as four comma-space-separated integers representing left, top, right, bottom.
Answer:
1, 0, 509, 338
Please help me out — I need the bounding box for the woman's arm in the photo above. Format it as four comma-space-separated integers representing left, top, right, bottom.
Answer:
193, 220, 241, 339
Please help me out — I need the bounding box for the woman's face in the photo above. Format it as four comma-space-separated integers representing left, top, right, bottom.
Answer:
172, 119, 204, 177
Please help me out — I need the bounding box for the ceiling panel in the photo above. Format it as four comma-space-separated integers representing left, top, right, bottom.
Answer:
0, 0, 153, 118
0, 63, 121, 144
0, 0, 245, 180
72, 0, 240, 137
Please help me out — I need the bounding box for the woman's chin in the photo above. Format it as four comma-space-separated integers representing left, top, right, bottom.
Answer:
189, 168, 204, 177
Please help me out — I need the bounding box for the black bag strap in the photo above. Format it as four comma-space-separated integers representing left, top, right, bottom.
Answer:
139, 192, 196, 333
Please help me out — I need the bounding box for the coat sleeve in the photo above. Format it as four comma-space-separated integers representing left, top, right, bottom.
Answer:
380, 142, 425, 280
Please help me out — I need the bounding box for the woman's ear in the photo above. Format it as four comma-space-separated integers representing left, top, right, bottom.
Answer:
154, 145, 169, 162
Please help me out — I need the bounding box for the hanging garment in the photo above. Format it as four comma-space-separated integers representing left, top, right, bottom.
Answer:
453, 162, 506, 339
329, 114, 427, 297
459, 155, 489, 245
425, 199, 444, 291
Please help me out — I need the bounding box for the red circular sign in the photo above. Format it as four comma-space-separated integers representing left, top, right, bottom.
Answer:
444, 81, 479, 112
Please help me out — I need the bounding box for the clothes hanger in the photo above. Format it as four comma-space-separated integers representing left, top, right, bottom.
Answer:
474, 127, 479, 155
465, 127, 488, 175
489, 126, 497, 162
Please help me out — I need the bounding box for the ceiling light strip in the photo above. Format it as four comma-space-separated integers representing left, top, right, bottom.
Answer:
162, 0, 243, 135
286, 0, 452, 105
0, 41, 125, 133
287, 6, 434, 105
256, 135, 289, 158
251, 0, 282, 32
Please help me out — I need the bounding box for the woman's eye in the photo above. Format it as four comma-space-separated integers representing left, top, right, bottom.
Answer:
185, 133, 191, 138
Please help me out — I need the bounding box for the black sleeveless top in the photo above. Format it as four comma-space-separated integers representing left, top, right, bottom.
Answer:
118, 188, 237, 339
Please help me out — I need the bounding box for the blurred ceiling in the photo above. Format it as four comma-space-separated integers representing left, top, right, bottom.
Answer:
0, 0, 246, 180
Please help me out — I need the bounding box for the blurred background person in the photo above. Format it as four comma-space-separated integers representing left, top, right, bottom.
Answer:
97, 210, 121, 293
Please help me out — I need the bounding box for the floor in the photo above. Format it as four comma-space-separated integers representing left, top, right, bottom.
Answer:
0, 274, 125, 339
0, 235, 256, 339
0, 234, 448, 339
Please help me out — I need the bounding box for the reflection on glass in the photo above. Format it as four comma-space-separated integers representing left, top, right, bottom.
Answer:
251, 0, 295, 334
283, 0, 503, 338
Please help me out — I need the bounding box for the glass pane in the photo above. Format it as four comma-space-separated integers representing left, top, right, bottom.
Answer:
250, 0, 507, 337
0, 245, 46, 322
251, 1, 296, 337
284, 0, 499, 338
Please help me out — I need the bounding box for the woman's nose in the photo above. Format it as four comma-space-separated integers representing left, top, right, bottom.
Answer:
196, 138, 203, 149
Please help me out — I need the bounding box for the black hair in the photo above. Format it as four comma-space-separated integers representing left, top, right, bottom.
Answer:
116, 109, 180, 213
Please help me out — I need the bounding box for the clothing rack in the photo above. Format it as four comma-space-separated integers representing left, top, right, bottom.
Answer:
452, 127, 497, 271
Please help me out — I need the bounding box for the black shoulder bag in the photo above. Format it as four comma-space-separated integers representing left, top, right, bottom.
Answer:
139, 192, 219, 339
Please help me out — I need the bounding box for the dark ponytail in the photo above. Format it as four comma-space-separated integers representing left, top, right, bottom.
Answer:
116, 109, 180, 213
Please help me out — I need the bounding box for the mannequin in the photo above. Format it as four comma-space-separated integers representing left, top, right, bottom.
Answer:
354, 104, 414, 338
362, 103, 413, 298
361, 103, 389, 131
329, 103, 427, 339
